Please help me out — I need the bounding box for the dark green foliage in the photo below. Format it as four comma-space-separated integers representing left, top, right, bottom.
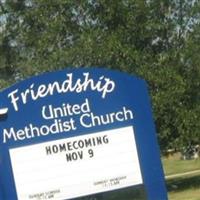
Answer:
0, 0, 199, 151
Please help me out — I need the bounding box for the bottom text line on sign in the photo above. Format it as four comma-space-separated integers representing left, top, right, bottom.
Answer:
9, 126, 143, 200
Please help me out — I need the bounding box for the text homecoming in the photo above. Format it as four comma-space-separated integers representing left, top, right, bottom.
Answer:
8, 72, 115, 111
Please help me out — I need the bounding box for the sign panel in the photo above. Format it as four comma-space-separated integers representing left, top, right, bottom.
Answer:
0, 68, 167, 200
10, 126, 142, 200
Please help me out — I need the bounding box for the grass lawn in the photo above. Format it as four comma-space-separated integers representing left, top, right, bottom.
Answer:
169, 188, 200, 200
162, 153, 200, 176
163, 153, 200, 200
167, 173, 200, 200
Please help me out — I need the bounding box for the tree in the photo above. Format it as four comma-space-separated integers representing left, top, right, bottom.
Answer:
0, 0, 199, 152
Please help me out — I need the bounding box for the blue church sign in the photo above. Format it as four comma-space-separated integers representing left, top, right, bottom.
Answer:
0, 68, 167, 200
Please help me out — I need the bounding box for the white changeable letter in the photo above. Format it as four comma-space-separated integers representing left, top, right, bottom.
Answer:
8, 89, 19, 111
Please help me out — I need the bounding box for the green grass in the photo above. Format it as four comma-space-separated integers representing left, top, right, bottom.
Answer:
169, 188, 200, 200
162, 153, 200, 176
163, 153, 200, 200
167, 173, 200, 200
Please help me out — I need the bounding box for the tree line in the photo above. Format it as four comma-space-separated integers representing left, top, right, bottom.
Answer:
0, 0, 200, 152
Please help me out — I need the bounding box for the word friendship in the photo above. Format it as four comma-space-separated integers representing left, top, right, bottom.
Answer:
8, 72, 115, 111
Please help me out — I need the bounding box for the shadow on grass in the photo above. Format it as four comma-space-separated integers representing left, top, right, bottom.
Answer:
167, 174, 200, 192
